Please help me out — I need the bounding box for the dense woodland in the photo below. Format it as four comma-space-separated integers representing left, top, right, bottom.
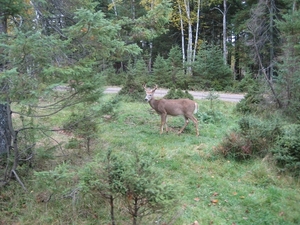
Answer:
1, 0, 300, 224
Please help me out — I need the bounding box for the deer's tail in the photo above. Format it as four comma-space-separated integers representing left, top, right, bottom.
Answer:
193, 102, 198, 114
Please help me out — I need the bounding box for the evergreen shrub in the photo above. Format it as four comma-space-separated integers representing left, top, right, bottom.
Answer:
272, 124, 300, 177
197, 110, 223, 124
118, 74, 145, 102
192, 44, 233, 91
236, 86, 262, 114
216, 116, 281, 160
106, 70, 127, 86
164, 87, 193, 100
118, 59, 149, 102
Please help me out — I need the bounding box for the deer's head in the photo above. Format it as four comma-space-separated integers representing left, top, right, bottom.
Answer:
144, 85, 158, 102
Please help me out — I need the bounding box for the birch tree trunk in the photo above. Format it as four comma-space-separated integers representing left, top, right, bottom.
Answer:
183, 0, 193, 75
193, 0, 201, 62
178, 2, 185, 65
213, 0, 227, 65
111, 0, 118, 16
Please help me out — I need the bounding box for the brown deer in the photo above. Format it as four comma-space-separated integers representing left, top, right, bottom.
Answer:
144, 85, 199, 136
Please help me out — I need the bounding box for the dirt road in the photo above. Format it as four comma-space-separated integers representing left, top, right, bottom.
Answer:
104, 87, 244, 103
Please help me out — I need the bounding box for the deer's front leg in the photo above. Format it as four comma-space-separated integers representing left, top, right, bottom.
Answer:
160, 113, 167, 134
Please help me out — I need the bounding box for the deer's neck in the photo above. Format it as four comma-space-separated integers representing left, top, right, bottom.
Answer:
149, 98, 160, 112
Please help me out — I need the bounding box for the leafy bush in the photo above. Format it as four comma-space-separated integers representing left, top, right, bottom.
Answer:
164, 87, 193, 100
100, 96, 120, 116
118, 73, 145, 102
236, 84, 264, 114
79, 148, 176, 225
106, 70, 126, 86
215, 131, 251, 160
192, 44, 233, 91
153, 54, 171, 87
216, 116, 282, 160
232, 73, 257, 93
272, 124, 300, 177
63, 109, 99, 152
197, 110, 224, 124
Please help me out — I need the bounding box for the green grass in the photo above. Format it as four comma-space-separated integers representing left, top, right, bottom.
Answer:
1, 95, 300, 225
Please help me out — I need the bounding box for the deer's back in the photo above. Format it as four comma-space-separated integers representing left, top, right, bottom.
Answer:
155, 98, 196, 116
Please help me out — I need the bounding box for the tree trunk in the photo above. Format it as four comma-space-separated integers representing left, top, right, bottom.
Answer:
0, 104, 10, 154
212, 0, 227, 64
184, 0, 193, 75
0, 9, 15, 184
132, 197, 138, 225
0, 9, 9, 155
193, 0, 201, 62
110, 195, 116, 225
223, 0, 227, 65
253, 35, 282, 108
268, 0, 275, 80
111, 0, 118, 16
178, 2, 185, 65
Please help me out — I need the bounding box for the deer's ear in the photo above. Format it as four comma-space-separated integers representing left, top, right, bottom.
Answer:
153, 85, 158, 91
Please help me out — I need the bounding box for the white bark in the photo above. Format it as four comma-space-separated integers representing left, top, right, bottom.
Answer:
212, 0, 227, 65
183, 0, 193, 75
178, 3, 185, 64
111, 0, 118, 16
193, 0, 201, 62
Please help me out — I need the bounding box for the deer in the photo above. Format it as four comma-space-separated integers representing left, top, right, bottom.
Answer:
144, 85, 199, 136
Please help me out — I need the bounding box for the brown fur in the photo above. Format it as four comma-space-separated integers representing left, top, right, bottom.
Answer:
144, 85, 199, 136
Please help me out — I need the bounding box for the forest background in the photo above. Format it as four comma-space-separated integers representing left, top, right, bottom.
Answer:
1, 0, 300, 224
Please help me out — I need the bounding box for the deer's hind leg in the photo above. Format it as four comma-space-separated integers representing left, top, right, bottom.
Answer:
178, 116, 189, 135
190, 115, 199, 136
179, 115, 199, 136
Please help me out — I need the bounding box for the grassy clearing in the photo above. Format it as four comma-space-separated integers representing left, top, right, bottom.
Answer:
1, 95, 300, 225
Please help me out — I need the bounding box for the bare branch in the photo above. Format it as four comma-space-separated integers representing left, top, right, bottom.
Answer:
11, 170, 27, 191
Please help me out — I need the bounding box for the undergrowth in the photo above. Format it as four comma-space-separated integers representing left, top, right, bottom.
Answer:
1, 95, 300, 225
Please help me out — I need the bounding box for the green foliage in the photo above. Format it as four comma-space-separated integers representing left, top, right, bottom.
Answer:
99, 96, 120, 116
216, 116, 282, 160
205, 89, 220, 110
2, 99, 300, 225
192, 44, 233, 91
105, 69, 127, 86
197, 110, 224, 124
0, 0, 27, 16
66, 138, 81, 149
118, 61, 148, 101
275, 10, 300, 121
236, 82, 262, 114
0, 3, 143, 184
152, 46, 190, 89
62, 105, 100, 151
272, 124, 300, 177
79, 148, 176, 224
153, 54, 171, 87
34, 163, 75, 195
232, 72, 257, 93
167, 46, 190, 89
164, 87, 193, 100
120, 149, 176, 224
